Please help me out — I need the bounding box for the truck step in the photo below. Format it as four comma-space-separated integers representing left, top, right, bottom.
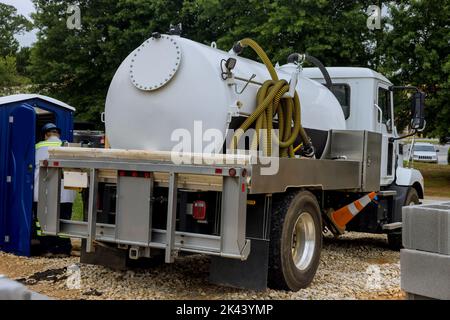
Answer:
382, 222, 402, 230
378, 190, 398, 197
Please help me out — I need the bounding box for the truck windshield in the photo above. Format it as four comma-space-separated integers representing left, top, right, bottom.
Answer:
414, 145, 435, 152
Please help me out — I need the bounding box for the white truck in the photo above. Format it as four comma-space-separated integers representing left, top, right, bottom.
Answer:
37, 34, 425, 291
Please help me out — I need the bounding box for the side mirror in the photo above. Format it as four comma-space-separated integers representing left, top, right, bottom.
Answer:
411, 92, 425, 130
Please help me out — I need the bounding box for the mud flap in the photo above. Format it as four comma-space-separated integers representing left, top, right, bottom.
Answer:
209, 238, 269, 291
80, 239, 129, 270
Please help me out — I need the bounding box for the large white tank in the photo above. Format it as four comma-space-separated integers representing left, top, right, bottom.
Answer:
105, 35, 346, 152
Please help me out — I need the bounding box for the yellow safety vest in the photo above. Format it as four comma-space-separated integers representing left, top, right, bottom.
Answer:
35, 220, 43, 237
35, 141, 62, 150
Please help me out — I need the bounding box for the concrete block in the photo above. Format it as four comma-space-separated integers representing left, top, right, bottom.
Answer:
0, 276, 31, 300
0, 275, 50, 300
401, 249, 450, 300
403, 202, 450, 255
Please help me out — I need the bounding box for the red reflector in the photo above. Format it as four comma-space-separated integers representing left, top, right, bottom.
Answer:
144, 172, 151, 179
215, 168, 223, 175
119, 171, 126, 177
229, 168, 237, 177
53, 161, 60, 167
242, 183, 246, 193
193, 201, 207, 220
132, 171, 138, 177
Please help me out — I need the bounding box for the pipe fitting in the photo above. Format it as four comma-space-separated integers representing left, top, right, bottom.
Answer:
288, 53, 333, 90
232, 42, 244, 55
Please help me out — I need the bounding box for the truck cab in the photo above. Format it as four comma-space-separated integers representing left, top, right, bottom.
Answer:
302, 67, 424, 197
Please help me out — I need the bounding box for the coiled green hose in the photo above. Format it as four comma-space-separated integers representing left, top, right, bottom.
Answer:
230, 38, 312, 158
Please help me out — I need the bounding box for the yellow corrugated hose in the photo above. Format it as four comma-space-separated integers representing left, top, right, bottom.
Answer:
230, 38, 311, 158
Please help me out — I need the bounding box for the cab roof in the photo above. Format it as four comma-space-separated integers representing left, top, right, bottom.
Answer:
302, 67, 392, 84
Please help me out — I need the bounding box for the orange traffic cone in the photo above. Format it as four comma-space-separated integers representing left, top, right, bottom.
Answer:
329, 192, 378, 233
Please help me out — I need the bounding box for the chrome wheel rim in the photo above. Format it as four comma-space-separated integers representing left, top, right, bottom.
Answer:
291, 212, 316, 271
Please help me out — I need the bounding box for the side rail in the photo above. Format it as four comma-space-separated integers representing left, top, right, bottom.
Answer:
37, 158, 251, 263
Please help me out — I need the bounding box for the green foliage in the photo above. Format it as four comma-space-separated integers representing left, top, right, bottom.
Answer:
379, 1, 450, 137
15, 47, 32, 76
26, 0, 449, 133
28, 0, 380, 123
29, 0, 185, 123
0, 55, 30, 87
0, 3, 32, 57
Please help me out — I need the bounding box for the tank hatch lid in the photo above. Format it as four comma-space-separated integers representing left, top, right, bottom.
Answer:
129, 35, 181, 91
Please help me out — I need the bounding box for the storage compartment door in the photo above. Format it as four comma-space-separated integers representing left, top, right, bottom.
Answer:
115, 175, 153, 245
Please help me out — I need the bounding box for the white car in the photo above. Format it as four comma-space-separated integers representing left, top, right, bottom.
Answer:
411, 143, 439, 163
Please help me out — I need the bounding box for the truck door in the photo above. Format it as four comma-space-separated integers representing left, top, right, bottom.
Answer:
376, 84, 396, 185
4, 104, 36, 256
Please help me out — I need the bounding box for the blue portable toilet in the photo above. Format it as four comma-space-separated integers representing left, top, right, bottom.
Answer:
0, 94, 75, 256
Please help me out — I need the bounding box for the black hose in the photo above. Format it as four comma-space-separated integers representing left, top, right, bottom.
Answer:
287, 53, 333, 90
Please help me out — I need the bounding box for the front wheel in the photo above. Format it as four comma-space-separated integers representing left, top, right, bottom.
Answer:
404, 187, 420, 207
268, 190, 322, 291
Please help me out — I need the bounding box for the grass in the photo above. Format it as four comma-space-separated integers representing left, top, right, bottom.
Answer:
403, 138, 441, 145
72, 193, 83, 221
409, 162, 450, 198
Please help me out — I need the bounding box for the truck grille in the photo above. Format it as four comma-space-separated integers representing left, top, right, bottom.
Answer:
418, 156, 433, 160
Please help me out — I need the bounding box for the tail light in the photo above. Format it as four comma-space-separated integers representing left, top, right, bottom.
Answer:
193, 200, 207, 220
118, 171, 152, 178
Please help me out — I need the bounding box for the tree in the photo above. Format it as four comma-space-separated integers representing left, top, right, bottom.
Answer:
29, 0, 184, 123
379, 1, 450, 137
0, 55, 29, 87
181, 0, 377, 66
29, 0, 381, 123
28, 0, 449, 135
0, 3, 32, 57
16, 47, 31, 76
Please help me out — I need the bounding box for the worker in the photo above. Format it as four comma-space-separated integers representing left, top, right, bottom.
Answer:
33, 123, 75, 257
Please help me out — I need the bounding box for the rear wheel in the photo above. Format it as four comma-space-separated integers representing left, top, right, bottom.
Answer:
388, 188, 420, 250
268, 190, 322, 291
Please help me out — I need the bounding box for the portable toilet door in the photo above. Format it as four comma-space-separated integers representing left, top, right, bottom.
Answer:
2, 105, 36, 256
0, 94, 75, 256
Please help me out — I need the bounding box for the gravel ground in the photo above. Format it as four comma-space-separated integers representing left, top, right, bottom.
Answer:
0, 232, 403, 300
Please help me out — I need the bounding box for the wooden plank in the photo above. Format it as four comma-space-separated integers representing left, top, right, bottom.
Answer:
49, 147, 253, 191
96, 169, 223, 191
48, 147, 251, 166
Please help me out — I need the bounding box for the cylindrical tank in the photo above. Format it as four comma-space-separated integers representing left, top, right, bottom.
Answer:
105, 35, 345, 152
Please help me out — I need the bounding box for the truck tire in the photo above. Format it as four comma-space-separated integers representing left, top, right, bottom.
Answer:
404, 187, 420, 207
388, 188, 420, 250
268, 190, 322, 291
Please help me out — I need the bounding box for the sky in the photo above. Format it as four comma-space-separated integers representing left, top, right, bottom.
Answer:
1, 0, 37, 47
